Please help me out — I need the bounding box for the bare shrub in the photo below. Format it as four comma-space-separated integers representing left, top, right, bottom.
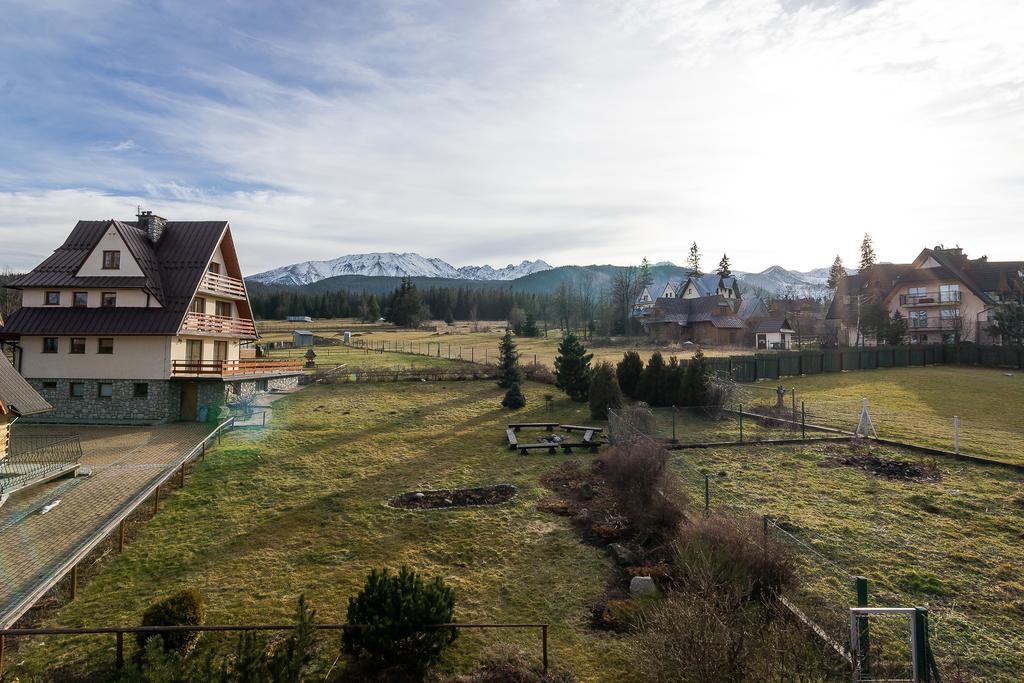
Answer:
521, 362, 556, 384
628, 592, 844, 682
598, 441, 687, 541
706, 375, 739, 411
671, 514, 794, 605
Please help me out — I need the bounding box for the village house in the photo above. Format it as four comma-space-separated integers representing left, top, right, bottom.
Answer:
637, 272, 766, 345
0, 354, 52, 461
753, 318, 796, 350
827, 246, 1024, 346
0, 213, 302, 424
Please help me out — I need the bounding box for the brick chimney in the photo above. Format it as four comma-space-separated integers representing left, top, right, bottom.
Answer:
137, 210, 166, 244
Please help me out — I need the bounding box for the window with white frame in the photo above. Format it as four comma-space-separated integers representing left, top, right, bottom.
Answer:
938, 284, 960, 303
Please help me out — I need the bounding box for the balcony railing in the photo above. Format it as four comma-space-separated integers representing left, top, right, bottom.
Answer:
899, 291, 961, 306
907, 317, 962, 330
1, 435, 83, 500
181, 312, 257, 337
197, 271, 248, 299
171, 358, 304, 377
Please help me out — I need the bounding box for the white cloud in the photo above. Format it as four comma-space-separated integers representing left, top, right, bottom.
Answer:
1, 0, 1022, 274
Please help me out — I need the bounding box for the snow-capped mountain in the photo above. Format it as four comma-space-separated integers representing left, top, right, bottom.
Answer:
249, 253, 552, 286
734, 265, 853, 299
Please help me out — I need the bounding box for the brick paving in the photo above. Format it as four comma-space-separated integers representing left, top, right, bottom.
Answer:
0, 423, 213, 628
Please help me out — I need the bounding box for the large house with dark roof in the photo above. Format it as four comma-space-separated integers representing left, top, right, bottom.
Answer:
0, 212, 302, 423
638, 272, 766, 345
827, 246, 1024, 346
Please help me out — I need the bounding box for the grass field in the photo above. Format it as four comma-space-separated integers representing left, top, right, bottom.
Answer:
678, 441, 1024, 679
12, 382, 633, 681
11, 366, 1022, 680
773, 366, 1024, 464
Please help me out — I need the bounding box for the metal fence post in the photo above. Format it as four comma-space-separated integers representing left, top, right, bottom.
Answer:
856, 576, 870, 677
541, 624, 548, 674
116, 631, 124, 669
913, 607, 931, 682
671, 406, 677, 444
953, 415, 960, 454
801, 401, 806, 441
704, 473, 710, 513
739, 404, 744, 444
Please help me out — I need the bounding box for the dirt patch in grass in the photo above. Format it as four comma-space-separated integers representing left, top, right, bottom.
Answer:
389, 484, 517, 509
819, 442, 940, 482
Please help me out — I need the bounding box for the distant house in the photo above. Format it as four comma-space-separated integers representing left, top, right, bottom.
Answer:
0, 354, 52, 460
0, 212, 303, 423
754, 318, 796, 350
292, 330, 314, 347
286, 315, 312, 323
678, 274, 740, 300
827, 246, 1024, 346
644, 295, 747, 345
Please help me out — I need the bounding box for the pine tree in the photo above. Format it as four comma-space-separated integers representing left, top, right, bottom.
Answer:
636, 351, 665, 406
554, 331, 593, 402
588, 362, 623, 419
884, 310, 908, 346
687, 242, 703, 277
616, 351, 644, 399
859, 234, 876, 274
496, 329, 521, 389
501, 382, 526, 410
717, 253, 732, 278
679, 349, 710, 407
521, 312, 540, 337
827, 255, 846, 290
638, 257, 653, 291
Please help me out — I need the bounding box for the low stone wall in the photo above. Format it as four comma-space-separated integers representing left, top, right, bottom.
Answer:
24, 379, 180, 424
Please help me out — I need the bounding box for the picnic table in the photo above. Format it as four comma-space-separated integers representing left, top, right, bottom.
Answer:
507, 422, 559, 432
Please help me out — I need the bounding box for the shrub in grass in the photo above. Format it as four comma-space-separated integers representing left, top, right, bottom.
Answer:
588, 362, 623, 420
343, 566, 456, 676
502, 383, 527, 410
554, 332, 592, 402
616, 351, 644, 399
672, 514, 794, 605
137, 587, 206, 655
457, 644, 577, 682
598, 441, 686, 541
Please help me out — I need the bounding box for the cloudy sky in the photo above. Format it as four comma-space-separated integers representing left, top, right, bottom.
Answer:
1, 0, 1022, 275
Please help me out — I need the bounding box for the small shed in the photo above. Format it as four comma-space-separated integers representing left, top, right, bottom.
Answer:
292, 330, 314, 348
755, 318, 796, 350
0, 355, 52, 460
286, 315, 313, 323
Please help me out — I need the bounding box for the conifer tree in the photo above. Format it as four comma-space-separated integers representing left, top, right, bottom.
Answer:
496, 329, 521, 389
501, 382, 526, 410
554, 331, 593, 402
687, 242, 703, 277
588, 362, 623, 419
680, 349, 710, 407
717, 253, 732, 278
616, 351, 644, 399
859, 234, 876, 274
636, 351, 665, 406
827, 255, 846, 290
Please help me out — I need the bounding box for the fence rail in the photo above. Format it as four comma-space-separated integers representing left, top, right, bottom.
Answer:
0, 418, 236, 631
0, 621, 549, 676
0, 435, 83, 498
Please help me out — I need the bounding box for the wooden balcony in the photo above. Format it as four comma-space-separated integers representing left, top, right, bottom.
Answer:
197, 271, 248, 299
171, 358, 304, 377
181, 312, 257, 338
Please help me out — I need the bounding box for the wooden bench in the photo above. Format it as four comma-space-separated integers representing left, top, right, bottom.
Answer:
508, 422, 559, 432
559, 430, 600, 454
506, 428, 519, 450
518, 442, 558, 455
561, 424, 603, 433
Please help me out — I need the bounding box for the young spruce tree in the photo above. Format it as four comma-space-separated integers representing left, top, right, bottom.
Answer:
554, 331, 593, 402
588, 362, 623, 420
496, 329, 521, 389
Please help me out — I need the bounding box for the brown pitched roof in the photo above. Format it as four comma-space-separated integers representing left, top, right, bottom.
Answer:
0, 355, 51, 416
825, 263, 912, 322
2, 219, 230, 338
648, 295, 746, 329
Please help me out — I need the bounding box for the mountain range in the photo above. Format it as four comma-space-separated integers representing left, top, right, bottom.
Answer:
247, 252, 844, 299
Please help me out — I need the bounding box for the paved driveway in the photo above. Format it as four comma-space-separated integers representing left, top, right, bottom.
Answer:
0, 423, 213, 628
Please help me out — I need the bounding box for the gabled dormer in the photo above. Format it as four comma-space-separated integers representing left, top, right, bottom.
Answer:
75, 223, 146, 278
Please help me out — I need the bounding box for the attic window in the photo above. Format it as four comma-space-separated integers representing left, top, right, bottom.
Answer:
102, 250, 121, 270
208, 262, 221, 274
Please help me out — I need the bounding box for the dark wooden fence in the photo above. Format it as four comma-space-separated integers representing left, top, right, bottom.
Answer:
702, 345, 1022, 384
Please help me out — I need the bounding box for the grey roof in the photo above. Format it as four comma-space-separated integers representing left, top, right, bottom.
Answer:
736, 296, 768, 321
826, 263, 912, 322
685, 274, 738, 297
293, 329, 313, 335
754, 318, 795, 334
0, 355, 51, 416
2, 219, 240, 338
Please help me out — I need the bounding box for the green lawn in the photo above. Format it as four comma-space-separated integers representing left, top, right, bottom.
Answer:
12, 382, 632, 680
677, 441, 1024, 680
767, 366, 1024, 463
